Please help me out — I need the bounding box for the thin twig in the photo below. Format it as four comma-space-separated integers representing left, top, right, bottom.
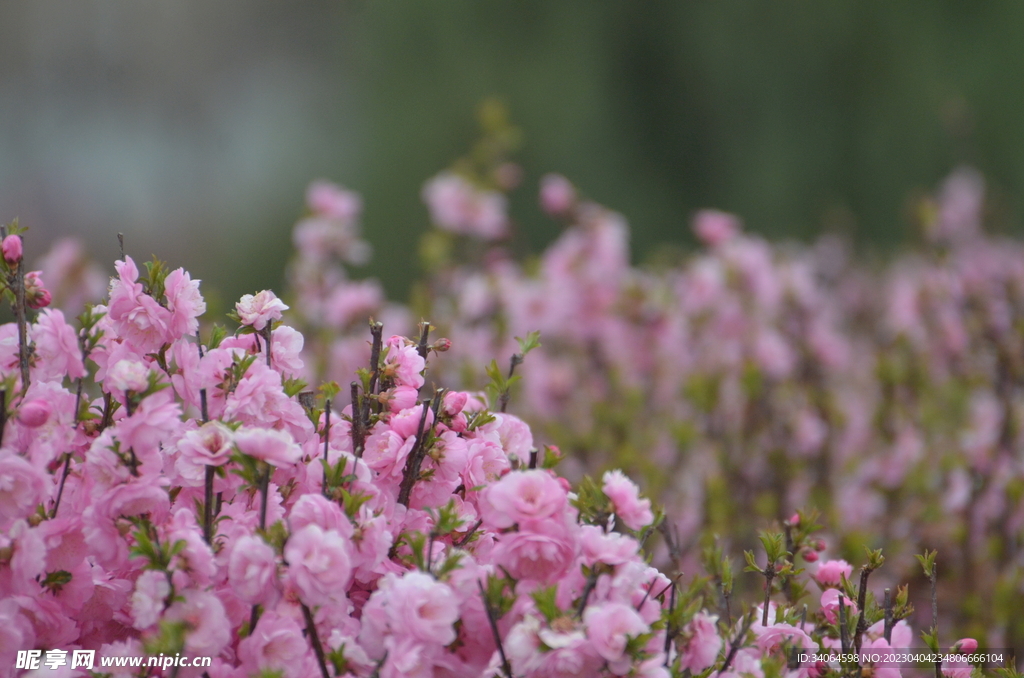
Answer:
478, 580, 513, 678
350, 382, 365, 458
883, 588, 893, 644
720, 612, 756, 673
301, 603, 332, 678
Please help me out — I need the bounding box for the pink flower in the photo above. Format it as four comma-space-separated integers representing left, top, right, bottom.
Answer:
228, 535, 279, 605
288, 493, 351, 537
491, 515, 577, 583
383, 336, 425, 389
177, 421, 235, 467
386, 571, 459, 645
814, 559, 853, 587
166, 589, 230, 657
284, 524, 352, 605
678, 611, 722, 673
422, 171, 508, 240
0, 452, 49, 527
307, 180, 362, 221
584, 602, 649, 666
239, 611, 310, 678
480, 469, 567, 529
820, 587, 858, 625
163, 267, 206, 339
234, 426, 301, 467
602, 469, 654, 531
540, 174, 577, 216
31, 309, 86, 381
363, 428, 415, 482
130, 570, 170, 629
2, 235, 22, 264
106, 359, 150, 393
17, 399, 51, 428
235, 290, 288, 331
107, 257, 172, 351
692, 209, 741, 247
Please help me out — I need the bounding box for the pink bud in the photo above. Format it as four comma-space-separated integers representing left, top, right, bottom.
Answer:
802, 549, 819, 562
431, 338, 452, 353
18, 399, 52, 427
25, 271, 51, 309
815, 539, 827, 552
789, 512, 800, 526
954, 638, 978, 653
2, 235, 23, 264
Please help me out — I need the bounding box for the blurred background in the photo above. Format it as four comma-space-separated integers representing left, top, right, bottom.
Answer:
2, 1, 1023, 305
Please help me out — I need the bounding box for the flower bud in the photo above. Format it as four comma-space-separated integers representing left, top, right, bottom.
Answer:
788, 512, 800, 526
18, 399, 52, 427
2, 235, 23, 264
430, 338, 452, 353
815, 539, 827, 552
539, 173, 576, 216
802, 549, 819, 562
25, 271, 52, 309
953, 638, 978, 653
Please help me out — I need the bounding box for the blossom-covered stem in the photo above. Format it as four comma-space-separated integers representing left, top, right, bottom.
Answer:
477, 581, 513, 678
883, 588, 893, 644
350, 382, 365, 458
14, 262, 29, 393
397, 392, 441, 507
719, 612, 756, 673
300, 602, 332, 678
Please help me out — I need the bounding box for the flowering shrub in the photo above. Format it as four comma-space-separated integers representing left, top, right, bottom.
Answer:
278, 115, 1024, 651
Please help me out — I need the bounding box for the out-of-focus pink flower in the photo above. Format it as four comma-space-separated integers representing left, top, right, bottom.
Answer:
107, 359, 150, 393
678, 611, 722, 673
163, 268, 206, 339
239, 611, 310, 678
236, 290, 288, 331
130, 570, 170, 629
584, 601, 648, 667
0, 452, 49, 526
540, 173, 577, 216
422, 171, 508, 240
31, 309, 86, 380
693, 209, 740, 247
307, 180, 362, 221
24, 271, 52, 309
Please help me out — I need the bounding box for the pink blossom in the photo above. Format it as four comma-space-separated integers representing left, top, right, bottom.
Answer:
31, 309, 86, 380
678, 611, 722, 673
130, 570, 170, 629
540, 173, 577, 215
107, 257, 171, 351
385, 571, 460, 645
236, 289, 288, 331
239, 611, 310, 678
383, 336, 426, 389
819, 587, 858, 625
602, 469, 654, 530
165, 589, 230, 657
480, 469, 567, 529
163, 267, 206, 339
491, 515, 577, 583
0, 452, 49, 527
422, 171, 509, 240
284, 524, 352, 605
814, 559, 853, 587
307, 180, 362, 221
584, 601, 649, 666
228, 535, 279, 605
234, 426, 301, 467
693, 209, 740, 247
176, 420, 234, 467
106, 359, 150, 393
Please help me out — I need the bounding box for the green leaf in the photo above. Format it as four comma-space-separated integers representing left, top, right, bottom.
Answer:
515, 330, 542, 356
